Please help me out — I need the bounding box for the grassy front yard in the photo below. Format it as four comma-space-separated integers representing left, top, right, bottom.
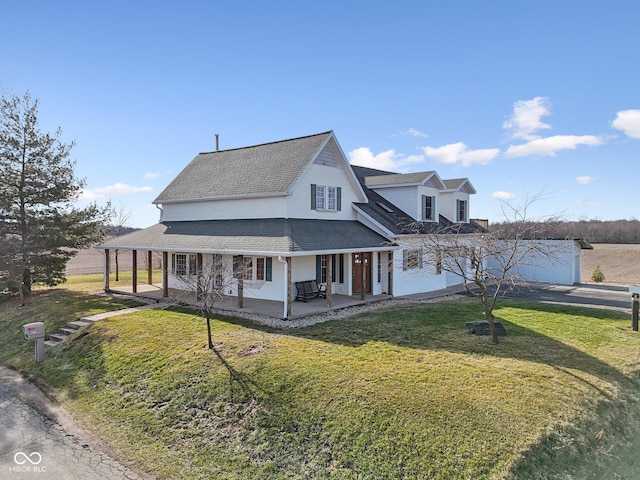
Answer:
1, 278, 639, 479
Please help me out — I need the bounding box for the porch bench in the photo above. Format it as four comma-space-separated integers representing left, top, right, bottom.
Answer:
295, 280, 326, 302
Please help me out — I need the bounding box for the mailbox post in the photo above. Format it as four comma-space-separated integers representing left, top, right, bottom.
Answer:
22, 322, 45, 363
629, 286, 640, 332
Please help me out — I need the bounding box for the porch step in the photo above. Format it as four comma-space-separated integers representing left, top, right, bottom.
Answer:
48, 333, 69, 343
67, 320, 94, 329
45, 303, 166, 348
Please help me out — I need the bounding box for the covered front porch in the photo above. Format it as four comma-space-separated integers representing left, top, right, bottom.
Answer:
107, 282, 395, 322
97, 218, 397, 320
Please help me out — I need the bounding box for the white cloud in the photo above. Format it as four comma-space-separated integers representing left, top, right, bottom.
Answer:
422, 142, 500, 167
612, 109, 640, 139
574, 198, 601, 208
143, 172, 161, 180
79, 182, 153, 200
492, 191, 516, 200
348, 147, 423, 171
576, 175, 595, 184
504, 135, 604, 158
503, 97, 552, 141
402, 128, 429, 138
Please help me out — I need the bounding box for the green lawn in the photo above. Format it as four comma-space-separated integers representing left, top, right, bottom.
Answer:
1, 279, 639, 479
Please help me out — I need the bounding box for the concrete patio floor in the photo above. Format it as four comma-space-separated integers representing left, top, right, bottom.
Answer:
105, 283, 468, 322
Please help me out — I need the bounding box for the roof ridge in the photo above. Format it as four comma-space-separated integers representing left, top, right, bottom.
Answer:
198, 130, 333, 155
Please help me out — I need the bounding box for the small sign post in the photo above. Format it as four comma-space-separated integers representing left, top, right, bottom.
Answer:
630, 286, 640, 332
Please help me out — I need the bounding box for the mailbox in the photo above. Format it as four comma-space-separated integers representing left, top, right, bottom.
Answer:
23, 322, 45, 340
629, 285, 640, 295
22, 322, 45, 363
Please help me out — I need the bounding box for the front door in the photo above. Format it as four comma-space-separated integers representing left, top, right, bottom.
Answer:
352, 252, 372, 294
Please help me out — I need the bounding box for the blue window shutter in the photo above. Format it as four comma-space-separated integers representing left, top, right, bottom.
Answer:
316, 255, 322, 283
402, 250, 408, 271
311, 184, 317, 210
421, 195, 426, 220
266, 257, 272, 281
233, 256, 238, 277
337, 187, 342, 211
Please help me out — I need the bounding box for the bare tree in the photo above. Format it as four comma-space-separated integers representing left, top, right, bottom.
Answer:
410, 196, 565, 344
174, 254, 251, 349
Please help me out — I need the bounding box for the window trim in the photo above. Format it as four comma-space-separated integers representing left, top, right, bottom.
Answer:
457, 199, 467, 223
311, 184, 341, 212
423, 195, 436, 221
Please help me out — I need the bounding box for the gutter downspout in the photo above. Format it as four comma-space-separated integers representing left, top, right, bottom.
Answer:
277, 256, 289, 319
155, 203, 163, 222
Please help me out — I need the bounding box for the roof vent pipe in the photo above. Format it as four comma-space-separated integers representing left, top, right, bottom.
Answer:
215, 133, 219, 151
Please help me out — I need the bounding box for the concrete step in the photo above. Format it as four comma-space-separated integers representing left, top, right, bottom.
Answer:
59, 327, 77, 335
79, 316, 100, 323
67, 320, 94, 329
48, 333, 68, 343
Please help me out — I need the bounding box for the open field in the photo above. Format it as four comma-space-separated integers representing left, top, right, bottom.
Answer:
581, 243, 640, 285
2, 277, 639, 479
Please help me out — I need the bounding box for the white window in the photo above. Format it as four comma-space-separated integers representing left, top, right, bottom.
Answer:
233, 256, 270, 282
312, 184, 340, 212
403, 249, 423, 271
327, 186, 337, 211
172, 253, 197, 276
457, 200, 467, 222
423, 195, 436, 221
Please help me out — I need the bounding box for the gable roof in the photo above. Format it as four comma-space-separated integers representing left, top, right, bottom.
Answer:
98, 219, 391, 255
351, 165, 486, 236
363, 170, 446, 189
154, 131, 334, 204
443, 178, 477, 194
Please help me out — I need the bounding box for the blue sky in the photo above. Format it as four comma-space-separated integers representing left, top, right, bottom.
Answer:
2, 0, 639, 228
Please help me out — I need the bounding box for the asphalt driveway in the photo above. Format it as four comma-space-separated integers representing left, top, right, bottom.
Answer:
0, 366, 149, 480
501, 283, 632, 312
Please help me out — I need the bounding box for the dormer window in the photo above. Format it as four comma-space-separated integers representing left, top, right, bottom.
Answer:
457, 199, 467, 222
422, 195, 436, 221
311, 184, 342, 212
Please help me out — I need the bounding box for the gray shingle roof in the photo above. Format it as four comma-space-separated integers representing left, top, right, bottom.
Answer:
364, 171, 437, 187
443, 178, 477, 193
98, 219, 391, 255
154, 131, 333, 204
352, 165, 486, 235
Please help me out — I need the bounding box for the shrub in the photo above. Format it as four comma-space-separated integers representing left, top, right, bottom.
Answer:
591, 265, 605, 283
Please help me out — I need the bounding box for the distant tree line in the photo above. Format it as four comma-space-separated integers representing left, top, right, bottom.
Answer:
489, 219, 640, 244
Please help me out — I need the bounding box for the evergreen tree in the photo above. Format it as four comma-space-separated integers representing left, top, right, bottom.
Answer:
0, 92, 111, 304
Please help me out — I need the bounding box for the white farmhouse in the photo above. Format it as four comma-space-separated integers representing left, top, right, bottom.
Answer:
98, 131, 585, 319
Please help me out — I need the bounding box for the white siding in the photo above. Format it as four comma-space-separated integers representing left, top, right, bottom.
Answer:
370, 186, 418, 220
439, 191, 470, 222
488, 240, 581, 286
392, 239, 447, 296
161, 196, 286, 221
287, 162, 360, 220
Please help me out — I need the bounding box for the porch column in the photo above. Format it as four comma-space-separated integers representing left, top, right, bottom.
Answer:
360, 251, 366, 301
104, 249, 110, 292
147, 251, 153, 285
326, 253, 332, 307
237, 254, 244, 308
388, 251, 393, 296
132, 250, 138, 293
286, 257, 292, 318
196, 253, 203, 301
162, 251, 169, 298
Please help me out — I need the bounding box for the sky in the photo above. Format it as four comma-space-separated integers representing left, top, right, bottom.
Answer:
1, 0, 639, 228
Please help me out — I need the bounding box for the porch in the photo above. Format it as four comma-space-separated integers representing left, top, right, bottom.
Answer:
107, 283, 395, 322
